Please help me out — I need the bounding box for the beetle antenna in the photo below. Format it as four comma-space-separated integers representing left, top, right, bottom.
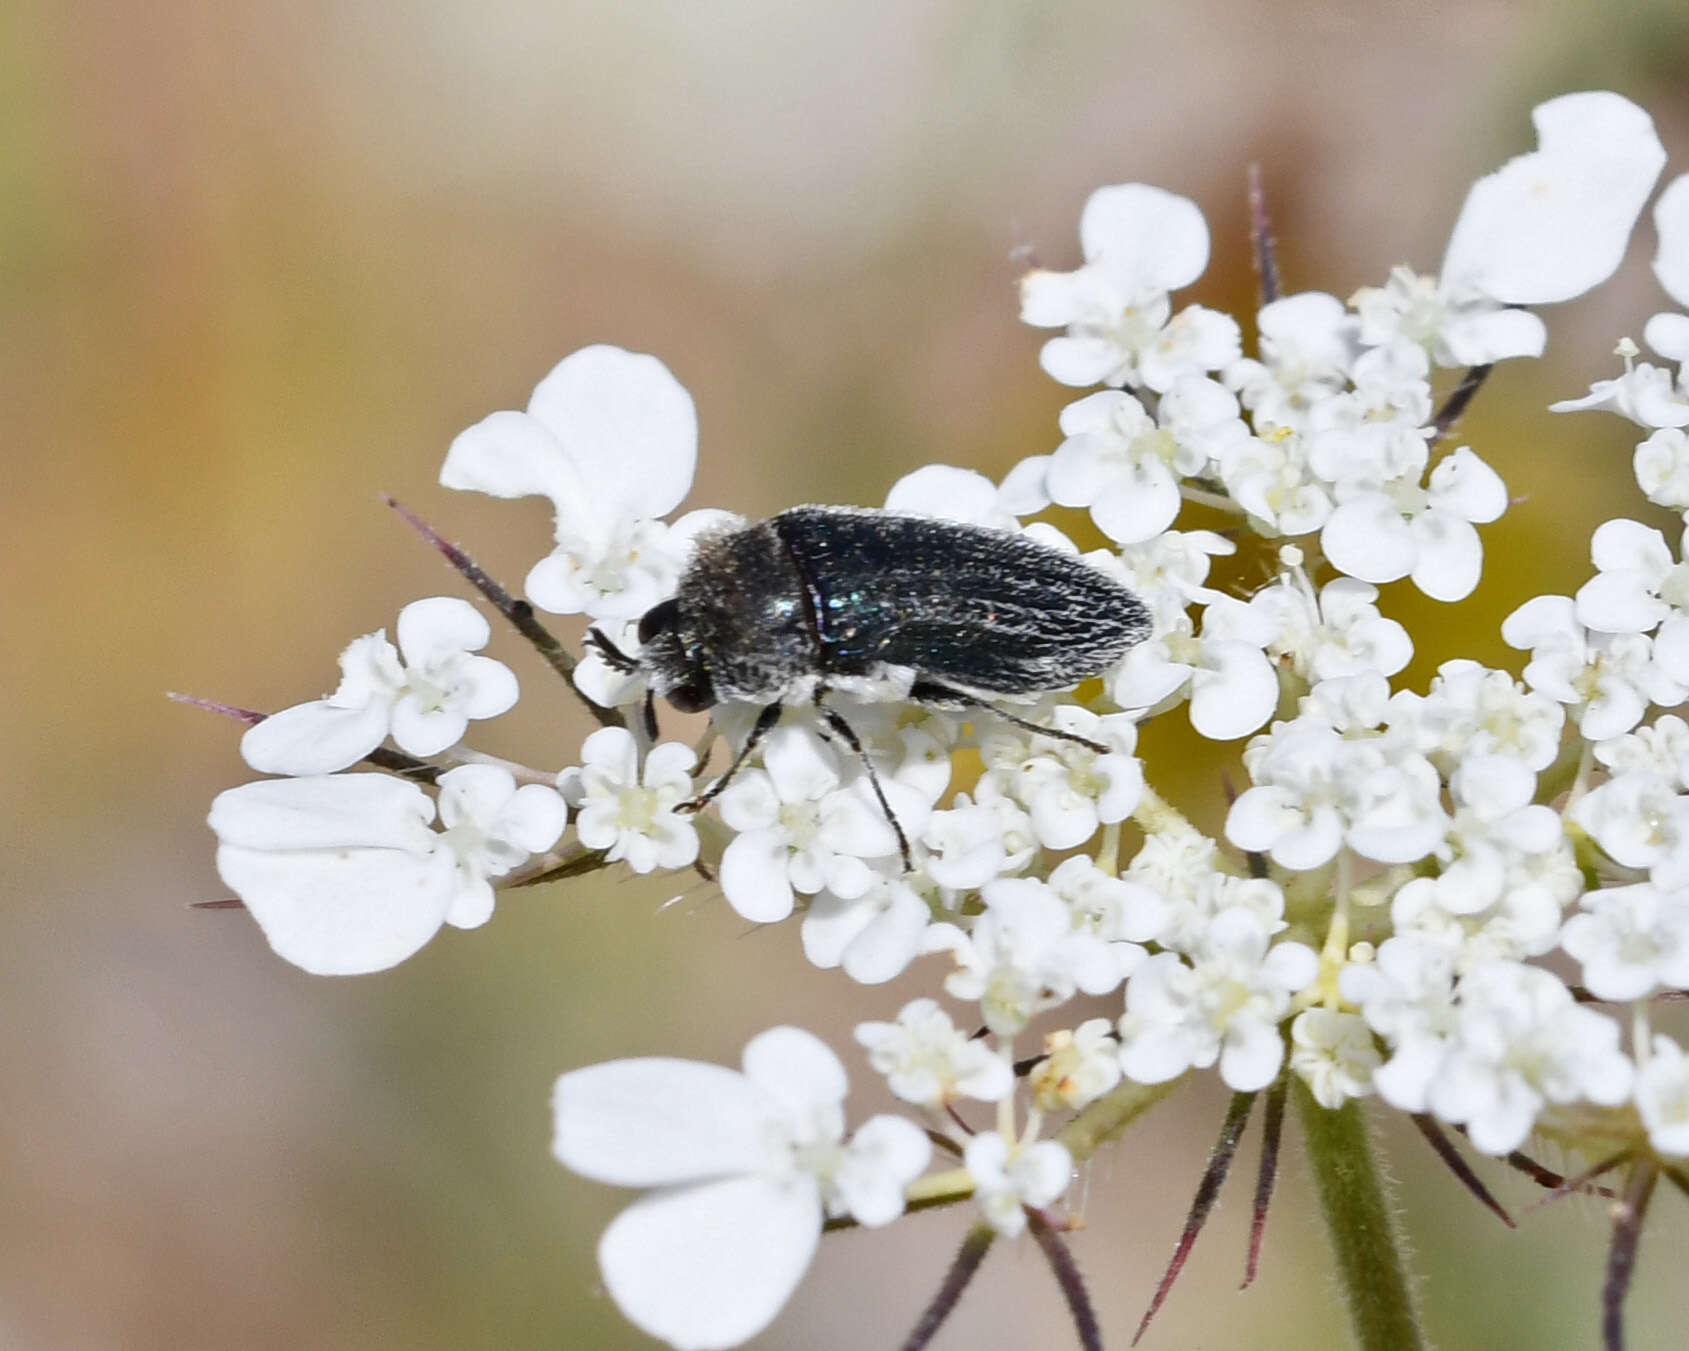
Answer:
587, 626, 638, 673
910, 679, 1111, 755
813, 696, 913, 872
641, 691, 659, 741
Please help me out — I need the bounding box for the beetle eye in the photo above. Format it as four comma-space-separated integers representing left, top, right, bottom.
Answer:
666, 677, 715, 714
639, 598, 682, 646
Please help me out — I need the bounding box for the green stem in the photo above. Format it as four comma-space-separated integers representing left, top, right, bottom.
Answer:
1056, 1075, 1183, 1163
1293, 1080, 1426, 1351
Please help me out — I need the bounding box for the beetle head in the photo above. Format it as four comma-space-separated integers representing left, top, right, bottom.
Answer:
636, 597, 716, 713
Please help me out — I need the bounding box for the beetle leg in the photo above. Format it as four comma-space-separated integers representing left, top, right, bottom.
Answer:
908, 678, 1112, 755
812, 692, 913, 873
681, 702, 783, 813
586, 625, 639, 673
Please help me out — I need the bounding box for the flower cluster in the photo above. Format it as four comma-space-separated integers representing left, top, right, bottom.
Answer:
200, 91, 1689, 1349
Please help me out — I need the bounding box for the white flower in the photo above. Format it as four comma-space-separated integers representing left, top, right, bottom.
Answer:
1290, 1009, 1380, 1107
1216, 427, 1334, 536
209, 766, 566, 975
1387, 659, 1565, 773
1415, 962, 1633, 1156
1340, 935, 1461, 1108
1019, 183, 1238, 390
1576, 518, 1689, 633
1502, 594, 1685, 739
1635, 1034, 1689, 1157
1108, 600, 1278, 742
1561, 882, 1689, 1000
1044, 389, 1206, 544
1569, 771, 1689, 882
922, 877, 1126, 1036
1117, 908, 1318, 1092
715, 726, 907, 924
1320, 447, 1508, 602
552, 1027, 930, 1351
979, 708, 1143, 851
921, 793, 1037, 891
441, 344, 728, 620
1387, 754, 1574, 968
1227, 716, 1448, 870
1594, 713, 1689, 786
855, 999, 1014, 1108
1248, 572, 1412, 684
1225, 292, 1359, 427
964, 1132, 1072, 1237
1030, 1019, 1123, 1112
1635, 427, 1689, 512
240, 597, 518, 775
560, 726, 699, 874
801, 873, 931, 985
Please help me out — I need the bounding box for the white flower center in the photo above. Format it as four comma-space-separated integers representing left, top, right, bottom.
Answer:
616, 785, 661, 833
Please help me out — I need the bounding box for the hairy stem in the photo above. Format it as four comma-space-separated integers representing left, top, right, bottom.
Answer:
1056, 1076, 1184, 1163
1293, 1080, 1425, 1351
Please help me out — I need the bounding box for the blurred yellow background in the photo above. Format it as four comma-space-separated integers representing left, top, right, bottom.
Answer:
9, 1, 1689, 1347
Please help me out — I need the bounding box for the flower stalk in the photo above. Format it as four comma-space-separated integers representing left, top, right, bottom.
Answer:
1294, 1079, 1425, 1351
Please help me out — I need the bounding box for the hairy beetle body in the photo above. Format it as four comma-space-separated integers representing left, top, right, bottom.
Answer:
639, 506, 1151, 710
590, 505, 1152, 868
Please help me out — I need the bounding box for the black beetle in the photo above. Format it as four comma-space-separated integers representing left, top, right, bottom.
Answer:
589, 505, 1151, 865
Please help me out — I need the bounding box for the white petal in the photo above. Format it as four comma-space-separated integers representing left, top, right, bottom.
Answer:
799, 891, 874, 970
441, 408, 588, 507
837, 1116, 929, 1227
1080, 184, 1209, 294
1118, 1023, 1196, 1084
445, 876, 495, 930
1590, 517, 1671, 574
1644, 312, 1689, 364
239, 699, 392, 776
455, 654, 520, 719
1188, 643, 1277, 741
719, 830, 797, 924
209, 773, 435, 851
1323, 497, 1415, 584
1019, 267, 1097, 328
1575, 571, 1669, 633
1439, 305, 1547, 365
215, 841, 457, 975
552, 1059, 770, 1185
597, 1176, 820, 1351
1440, 92, 1664, 305
526, 345, 698, 522
501, 783, 570, 852
389, 698, 468, 758
996, 456, 1052, 517
884, 465, 999, 524
1090, 463, 1180, 545
839, 890, 929, 986
741, 1026, 849, 1116
1408, 512, 1482, 602
1428, 448, 1507, 524
761, 726, 839, 803
1219, 1018, 1285, 1092
1653, 172, 1689, 309
395, 596, 490, 667
1040, 335, 1125, 387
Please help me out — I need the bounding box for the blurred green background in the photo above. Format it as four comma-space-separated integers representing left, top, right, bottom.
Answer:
9, 1, 1689, 1347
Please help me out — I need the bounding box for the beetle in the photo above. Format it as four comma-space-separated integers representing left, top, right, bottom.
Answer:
589, 505, 1152, 867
